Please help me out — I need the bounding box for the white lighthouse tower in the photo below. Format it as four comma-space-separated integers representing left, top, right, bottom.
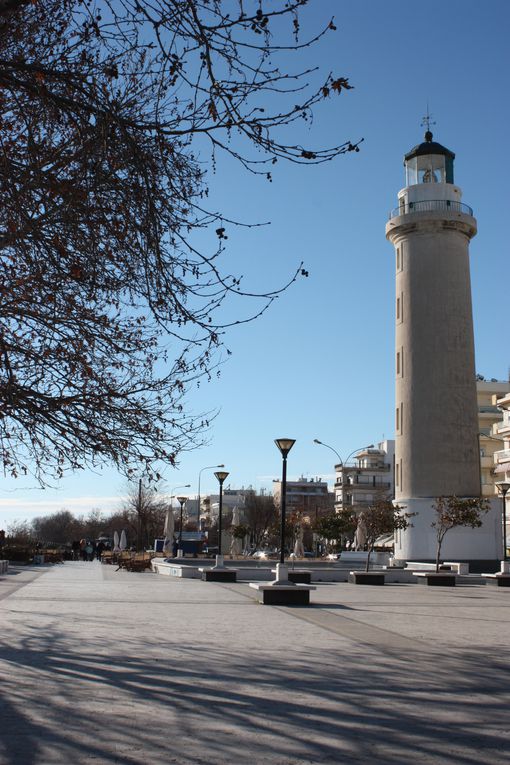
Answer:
386, 128, 500, 564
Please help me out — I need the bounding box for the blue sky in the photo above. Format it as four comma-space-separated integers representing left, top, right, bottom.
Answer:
1, 0, 509, 526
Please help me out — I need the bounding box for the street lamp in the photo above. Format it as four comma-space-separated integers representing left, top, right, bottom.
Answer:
176, 496, 187, 554
313, 439, 374, 511
275, 438, 296, 565
214, 470, 229, 560
197, 464, 224, 528
496, 482, 510, 561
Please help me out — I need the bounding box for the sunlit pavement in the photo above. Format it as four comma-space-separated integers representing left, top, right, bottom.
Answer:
1, 561, 509, 764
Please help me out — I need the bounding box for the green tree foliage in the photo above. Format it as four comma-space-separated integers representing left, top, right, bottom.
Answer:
313, 511, 357, 552
0, 1, 359, 484
431, 496, 490, 572
360, 500, 413, 571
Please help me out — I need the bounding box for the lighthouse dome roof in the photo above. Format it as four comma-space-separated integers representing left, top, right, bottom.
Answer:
404, 131, 455, 162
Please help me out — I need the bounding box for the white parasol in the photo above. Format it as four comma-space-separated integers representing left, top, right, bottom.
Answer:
113, 530, 120, 553
293, 526, 305, 558
230, 506, 243, 557
163, 507, 175, 554
119, 529, 127, 551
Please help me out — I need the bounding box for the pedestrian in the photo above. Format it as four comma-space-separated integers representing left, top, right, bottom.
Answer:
71, 539, 81, 561
96, 540, 105, 561
85, 541, 94, 561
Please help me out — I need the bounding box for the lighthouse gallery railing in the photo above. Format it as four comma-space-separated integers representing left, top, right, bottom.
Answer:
389, 199, 473, 219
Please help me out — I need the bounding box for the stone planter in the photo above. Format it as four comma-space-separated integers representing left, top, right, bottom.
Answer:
348, 571, 385, 586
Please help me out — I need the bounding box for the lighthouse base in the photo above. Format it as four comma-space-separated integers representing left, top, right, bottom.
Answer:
393, 497, 502, 567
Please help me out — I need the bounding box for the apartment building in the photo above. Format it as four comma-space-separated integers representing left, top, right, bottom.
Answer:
334, 440, 395, 513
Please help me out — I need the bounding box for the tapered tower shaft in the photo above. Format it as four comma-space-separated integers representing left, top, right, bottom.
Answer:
386, 131, 481, 560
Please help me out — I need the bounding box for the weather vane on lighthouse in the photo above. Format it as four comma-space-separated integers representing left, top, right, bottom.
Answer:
421, 105, 436, 139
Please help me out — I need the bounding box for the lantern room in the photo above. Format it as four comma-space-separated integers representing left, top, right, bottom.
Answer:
404, 130, 455, 185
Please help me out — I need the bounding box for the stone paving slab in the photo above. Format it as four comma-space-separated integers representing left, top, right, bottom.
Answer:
1, 562, 509, 764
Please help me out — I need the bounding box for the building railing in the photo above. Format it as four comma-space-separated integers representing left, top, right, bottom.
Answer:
495, 449, 510, 463
389, 199, 473, 219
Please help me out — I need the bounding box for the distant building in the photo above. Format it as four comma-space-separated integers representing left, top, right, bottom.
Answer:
493, 390, 510, 484
334, 440, 395, 513
272, 476, 334, 523
201, 488, 255, 524
492, 389, 510, 551
477, 379, 510, 496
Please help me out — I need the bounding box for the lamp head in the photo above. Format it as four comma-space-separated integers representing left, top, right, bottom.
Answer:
496, 482, 510, 497
275, 438, 296, 458
313, 439, 322, 445
176, 496, 187, 506
214, 470, 229, 485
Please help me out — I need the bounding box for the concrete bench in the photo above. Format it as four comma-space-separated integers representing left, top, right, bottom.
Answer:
249, 582, 315, 605
481, 573, 510, 587
414, 572, 457, 586
443, 562, 469, 575
0, 560, 8, 574
271, 568, 312, 584
199, 567, 237, 582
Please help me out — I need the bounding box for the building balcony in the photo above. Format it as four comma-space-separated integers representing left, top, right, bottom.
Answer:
494, 449, 510, 464
388, 199, 473, 219
495, 421, 510, 436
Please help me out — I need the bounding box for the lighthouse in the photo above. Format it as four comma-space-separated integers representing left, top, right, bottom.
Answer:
386, 129, 499, 564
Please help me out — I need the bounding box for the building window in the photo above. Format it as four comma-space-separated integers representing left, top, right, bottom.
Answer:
396, 296, 400, 321
401, 348, 404, 377
400, 402, 404, 433
396, 406, 400, 431
396, 351, 400, 376
396, 247, 400, 271
396, 462, 399, 487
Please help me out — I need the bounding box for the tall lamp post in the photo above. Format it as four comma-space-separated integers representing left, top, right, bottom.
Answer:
313, 439, 374, 511
197, 464, 224, 529
214, 470, 229, 565
275, 439, 296, 566
176, 496, 187, 555
496, 482, 510, 562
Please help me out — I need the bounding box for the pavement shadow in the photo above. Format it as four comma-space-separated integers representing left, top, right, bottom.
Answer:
0, 619, 509, 765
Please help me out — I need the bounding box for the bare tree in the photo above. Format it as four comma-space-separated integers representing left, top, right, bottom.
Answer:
0, 1, 360, 483
121, 481, 167, 549
244, 492, 278, 549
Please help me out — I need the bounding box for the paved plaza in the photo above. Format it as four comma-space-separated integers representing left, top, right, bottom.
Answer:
1, 562, 509, 764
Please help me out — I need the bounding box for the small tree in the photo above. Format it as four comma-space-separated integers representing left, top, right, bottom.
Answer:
361, 500, 413, 571
313, 511, 357, 553
431, 496, 490, 572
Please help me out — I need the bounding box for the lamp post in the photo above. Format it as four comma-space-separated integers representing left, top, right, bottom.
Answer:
313, 439, 374, 511
214, 470, 229, 564
496, 482, 510, 562
176, 496, 187, 554
275, 438, 296, 566
197, 464, 224, 529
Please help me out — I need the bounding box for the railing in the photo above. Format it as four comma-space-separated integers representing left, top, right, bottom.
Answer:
389, 199, 473, 219
495, 449, 510, 463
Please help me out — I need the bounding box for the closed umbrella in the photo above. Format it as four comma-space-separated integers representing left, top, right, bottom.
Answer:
113, 530, 120, 553
163, 507, 175, 554
120, 529, 127, 551
294, 526, 305, 558
230, 506, 243, 557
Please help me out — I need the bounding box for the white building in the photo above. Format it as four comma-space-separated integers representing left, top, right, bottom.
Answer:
477, 379, 510, 496
335, 441, 394, 513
